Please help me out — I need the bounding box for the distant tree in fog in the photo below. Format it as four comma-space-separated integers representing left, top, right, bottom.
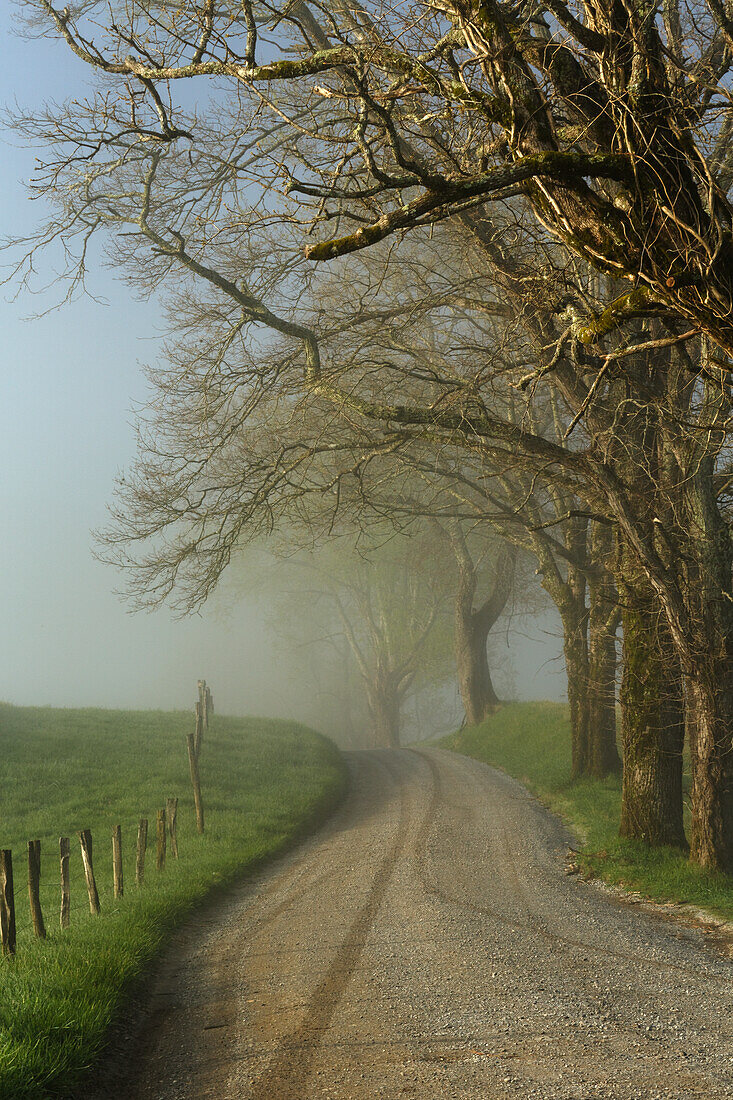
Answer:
241, 531, 456, 747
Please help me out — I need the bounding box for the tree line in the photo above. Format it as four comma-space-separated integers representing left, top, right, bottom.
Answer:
239, 522, 529, 749
9, 0, 733, 871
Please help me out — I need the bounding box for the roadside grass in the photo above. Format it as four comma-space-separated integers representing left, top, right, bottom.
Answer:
0, 703, 347, 1100
439, 701, 733, 922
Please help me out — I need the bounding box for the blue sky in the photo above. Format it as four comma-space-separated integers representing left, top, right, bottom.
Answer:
0, 8, 565, 717
0, 8, 287, 714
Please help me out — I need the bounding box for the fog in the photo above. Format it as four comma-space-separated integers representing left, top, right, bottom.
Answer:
0, 487, 566, 732
0, 12, 566, 742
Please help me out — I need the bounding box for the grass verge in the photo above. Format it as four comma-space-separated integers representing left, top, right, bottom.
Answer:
439, 701, 733, 922
0, 703, 347, 1100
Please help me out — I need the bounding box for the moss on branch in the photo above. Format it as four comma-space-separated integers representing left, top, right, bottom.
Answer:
576, 288, 661, 344
306, 152, 632, 262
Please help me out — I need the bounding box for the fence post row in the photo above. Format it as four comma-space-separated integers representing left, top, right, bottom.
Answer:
0, 683, 212, 954
59, 837, 71, 930
0, 850, 15, 956
27, 840, 46, 940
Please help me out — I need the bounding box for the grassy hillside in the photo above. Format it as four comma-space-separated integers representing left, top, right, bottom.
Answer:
440, 702, 733, 921
0, 704, 346, 1100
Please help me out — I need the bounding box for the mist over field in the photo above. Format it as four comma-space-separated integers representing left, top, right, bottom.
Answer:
0, 505, 566, 732
0, 10, 565, 739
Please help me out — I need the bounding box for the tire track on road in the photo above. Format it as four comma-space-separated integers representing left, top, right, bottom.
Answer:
247, 753, 421, 1099
91, 747, 733, 1100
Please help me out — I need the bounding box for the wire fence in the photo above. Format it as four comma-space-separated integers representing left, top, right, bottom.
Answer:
0, 681, 213, 956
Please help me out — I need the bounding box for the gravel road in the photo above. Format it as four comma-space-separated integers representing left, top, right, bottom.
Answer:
91, 748, 733, 1099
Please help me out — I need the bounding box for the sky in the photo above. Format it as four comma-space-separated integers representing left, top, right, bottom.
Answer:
0, 7, 566, 723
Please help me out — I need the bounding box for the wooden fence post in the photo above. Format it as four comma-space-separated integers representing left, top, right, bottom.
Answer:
194, 701, 204, 756
205, 685, 213, 726
156, 809, 166, 871
187, 732, 205, 834
136, 819, 148, 887
198, 679, 208, 733
79, 830, 101, 915
0, 850, 16, 956
27, 840, 46, 940
59, 838, 71, 930
112, 825, 123, 899
166, 798, 179, 859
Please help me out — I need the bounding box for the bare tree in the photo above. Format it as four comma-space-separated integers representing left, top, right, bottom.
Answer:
10, 0, 733, 867
291, 534, 453, 747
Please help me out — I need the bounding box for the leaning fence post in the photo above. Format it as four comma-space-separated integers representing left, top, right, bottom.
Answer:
194, 701, 204, 756
187, 732, 205, 834
156, 809, 166, 871
166, 798, 179, 859
112, 825, 123, 899
136, 819, 148, 887
79, 829, 101, 915
27, 840, 46, 939
59, 837, 71, 930
0, 850, 16, 956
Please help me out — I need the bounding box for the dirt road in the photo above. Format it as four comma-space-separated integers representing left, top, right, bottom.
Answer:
93, 748, 733, 1099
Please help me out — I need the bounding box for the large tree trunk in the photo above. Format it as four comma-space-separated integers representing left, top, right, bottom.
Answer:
366, 672, 401, 748
455, 614, 499, 726
687, 673, 733, 869
451, 530, 515, 727
587, 524, 621, 778
605, 365, 685, 846
566, 519, 591, 780
682, 464, 733, 870
618, 585, 686, 848
340, 643, 358, 748
562, 596, 591, 780
535, 533, 591, 780
588, 599, 621, 778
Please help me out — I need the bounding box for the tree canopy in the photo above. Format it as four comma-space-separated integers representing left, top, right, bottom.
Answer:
10, 0, 733, 870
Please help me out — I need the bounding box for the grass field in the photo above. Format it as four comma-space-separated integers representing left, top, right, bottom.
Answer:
440, 702, 733, 922
0, 703, 346, 1100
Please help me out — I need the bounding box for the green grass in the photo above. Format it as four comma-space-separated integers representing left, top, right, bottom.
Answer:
0, 703, 347, 1100
440, 701, 733, 922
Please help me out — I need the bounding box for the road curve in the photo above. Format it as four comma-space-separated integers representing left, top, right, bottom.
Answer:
89, 748, 733, 1099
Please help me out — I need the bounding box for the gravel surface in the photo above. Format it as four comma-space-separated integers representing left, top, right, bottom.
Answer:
87, 748, 733, 1099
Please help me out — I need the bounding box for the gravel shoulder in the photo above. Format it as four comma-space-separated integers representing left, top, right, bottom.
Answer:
84, 748, 733, 1099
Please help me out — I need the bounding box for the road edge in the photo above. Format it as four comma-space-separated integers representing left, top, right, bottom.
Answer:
65, 750, 351, 1100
